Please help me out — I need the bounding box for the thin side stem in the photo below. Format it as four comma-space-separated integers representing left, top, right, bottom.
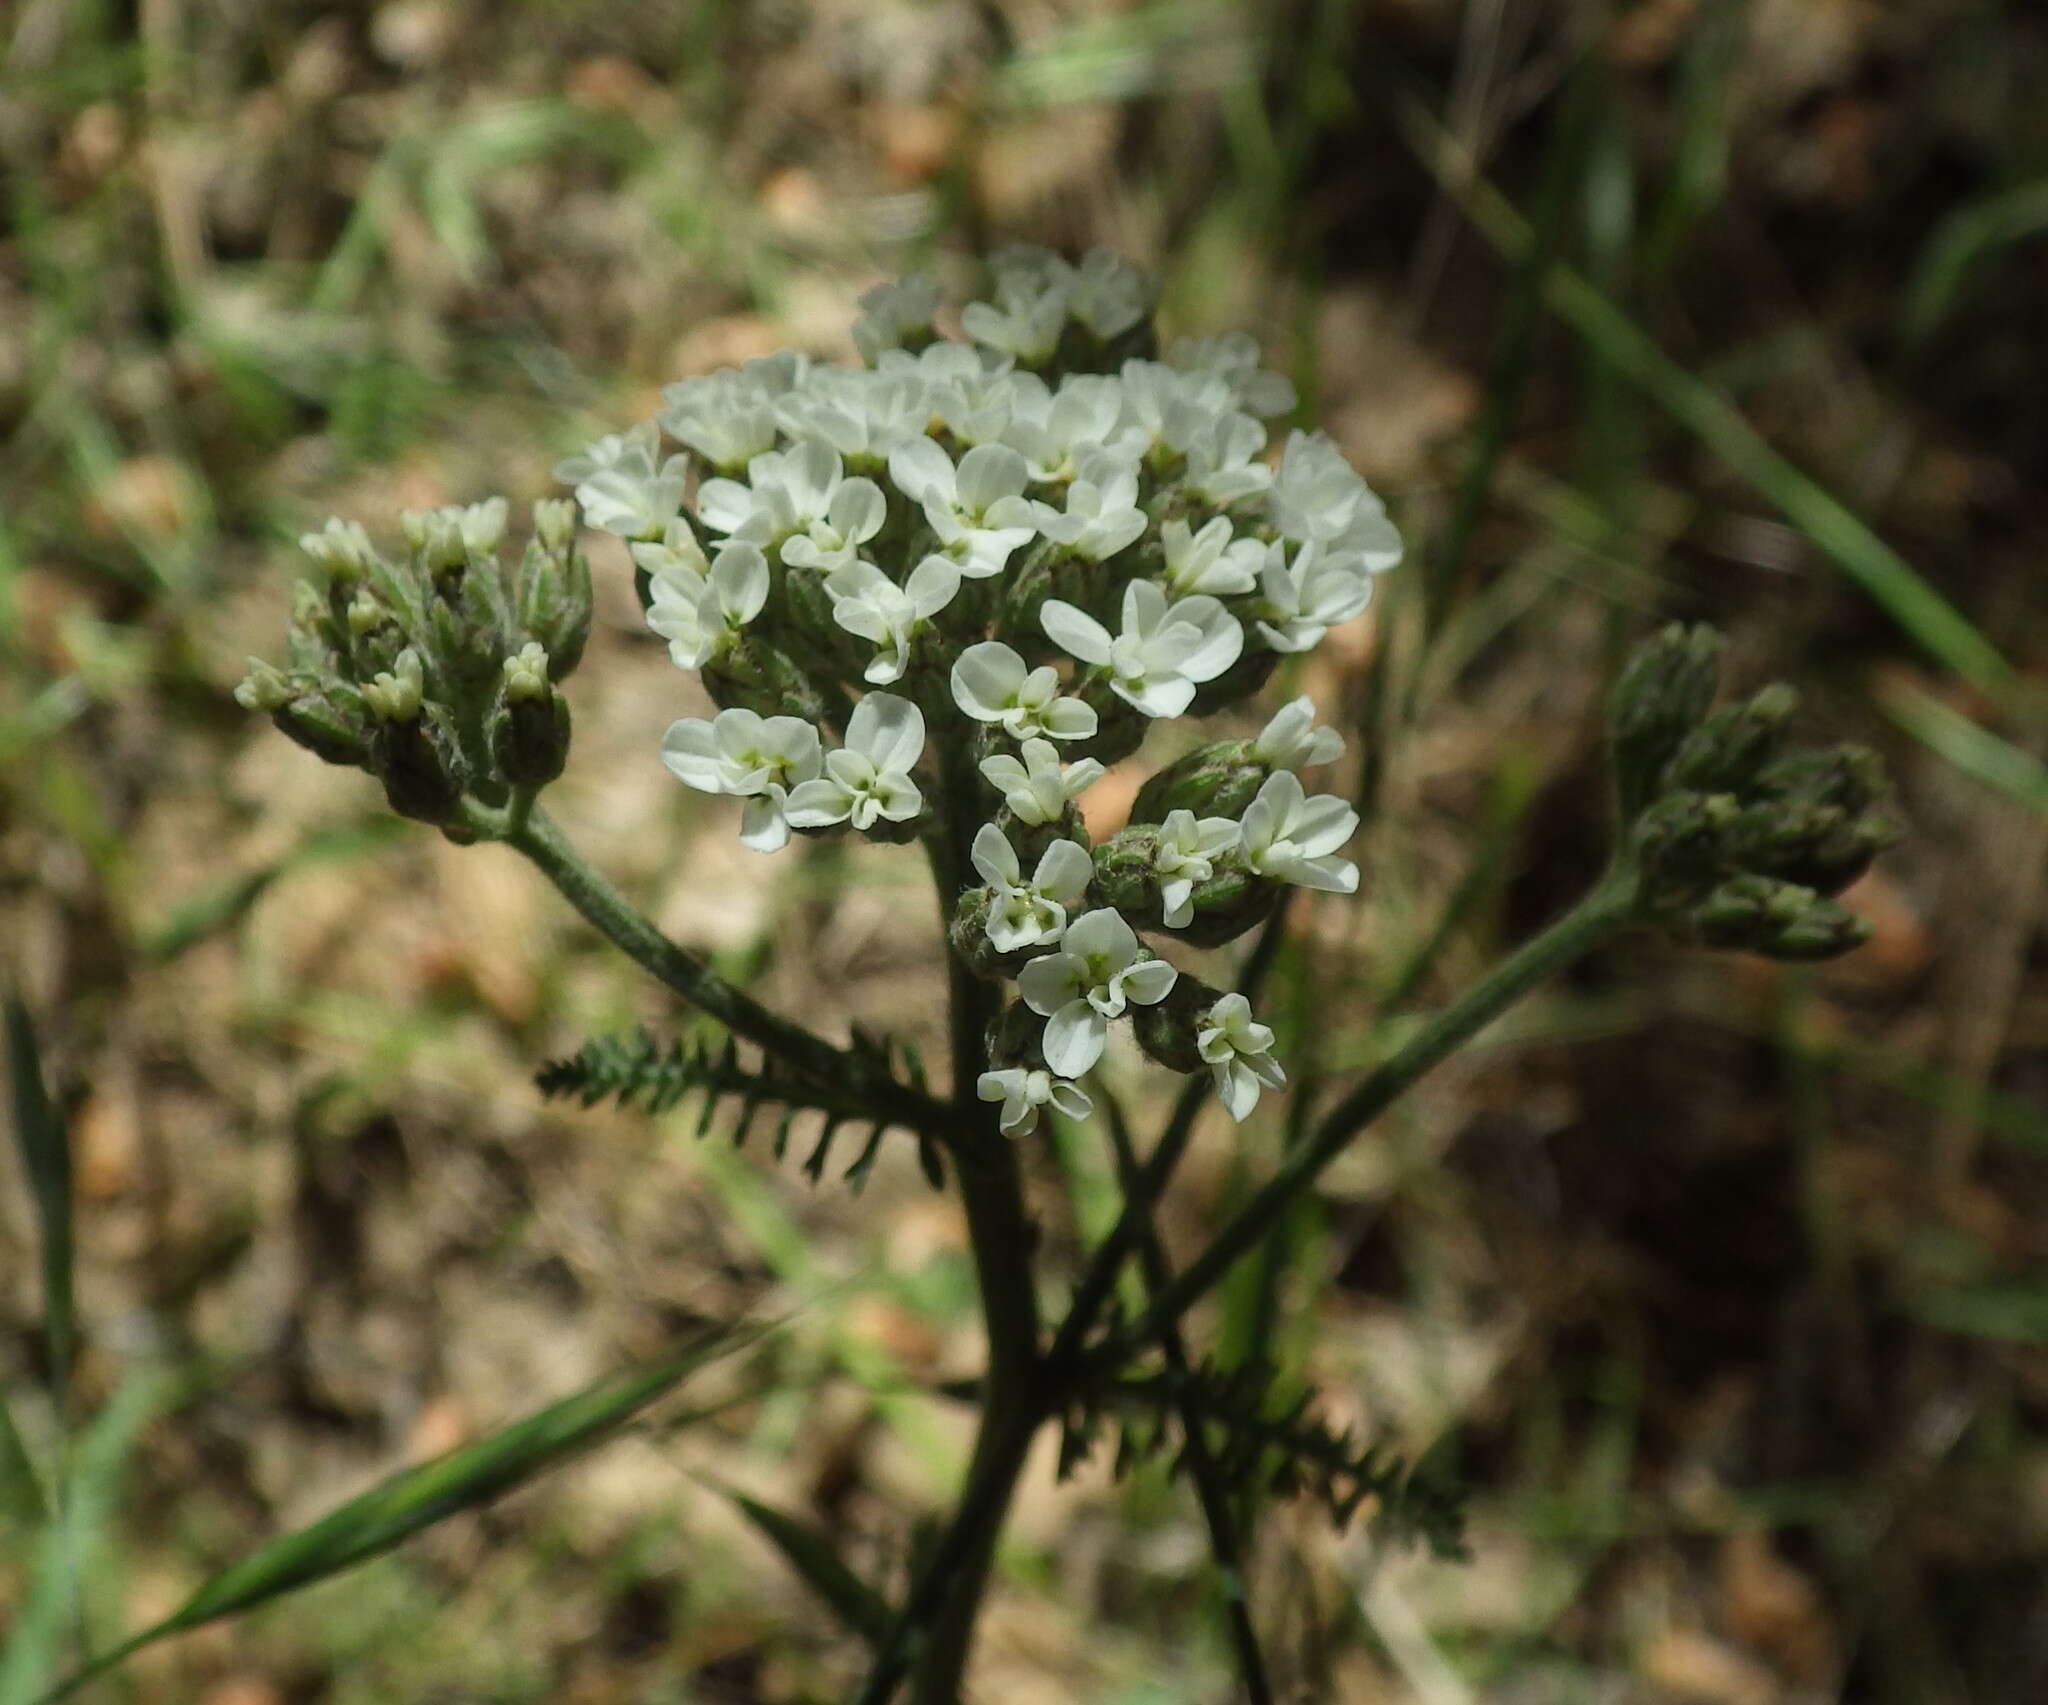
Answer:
1103, 866, 1640, 1361
1099, 1092, 1273, 1705
495, 804, 949, 1136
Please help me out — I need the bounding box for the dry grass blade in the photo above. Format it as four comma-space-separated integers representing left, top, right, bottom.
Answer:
34, 1327, 762, 1704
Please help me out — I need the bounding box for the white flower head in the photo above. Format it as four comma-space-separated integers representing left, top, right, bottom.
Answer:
784, 692, 926, 832
1197, 993, 1287, 1120
972, 824, 1094, 953
660, 707, 823, 852
1030, 448, 1146, 562
979, 737, 1105, 825
1040, 581, 1243, 719
977, 1067, 1092, 1137
1251, 539, 1375, 653
576, 451, 689, 541
852, 274, 942, 364
643, 539, 771, 669
962, 246, 1076, 364
1252, 696, 1344, 770
951, 642, 1099, 741
657, 357, 807, 470
824, 556, 961, 684
886, 439, 1039, 579
1150, 809, 1240, 928
1239, 771, 1359, 893
1160, 515, 1263, 598
1017, 908, 1179, 1078
1181, 411, 1273, 506
1003, 374, 1133, 480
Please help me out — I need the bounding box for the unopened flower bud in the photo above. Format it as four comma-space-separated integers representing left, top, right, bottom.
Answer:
1610, 623, 1723, 818
361, 648, 425, 723
1130, 972, 1225, 1074
1665, 684, 1797, 794
1690, 873, 1870, 961
234, 658, 292, 713
298, 516, 377, 584
532, 497, 576, 553
489, 656, 571, 789
501, 642, 550, 702
1632, 789, 1741, 911
458, 496, 508, 557
272, 681, 377, 768
701, 636, 830, 724
345, 591, 390, 639
377, 710, 468, 826
1129, 738, 1264, 824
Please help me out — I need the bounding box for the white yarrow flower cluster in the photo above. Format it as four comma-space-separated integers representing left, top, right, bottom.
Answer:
552, 246, 1400, 1136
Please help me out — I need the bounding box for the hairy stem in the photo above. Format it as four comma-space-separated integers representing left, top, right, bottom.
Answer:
493, 804, 948, 1136
1104, 865, 1640, 1361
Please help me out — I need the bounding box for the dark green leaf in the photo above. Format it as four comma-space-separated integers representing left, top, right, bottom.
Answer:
724, 1488, 891, 1645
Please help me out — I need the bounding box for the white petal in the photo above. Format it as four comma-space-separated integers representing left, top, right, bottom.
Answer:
659, 719, 727, 793
1042, 1001, 1107, 1078
972, 823, 1022, 888
951, 641, 1028, 720
1116, 958, 1179, 1007
1218, 1058, 1260, 1121
1034, 837, 1095, 903
783, 778, 852, 827
711, 542, 771, 624
1017, 952, 1082, 1017
887, 438, 953, 505
738, 792, 791, 852
1039, 600, 1114, 665
846, 692, 925, 771
1046, 1079, 1093, 1121
1061, 907, 1135, 966
906, 555, 963, 618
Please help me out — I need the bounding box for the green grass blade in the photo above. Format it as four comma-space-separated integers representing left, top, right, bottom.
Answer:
1904, 1283, 2048, 1347
0, 1391, 49, 1531
0, 1368, 171, 1705
35, 1329, 756, 1703
722, 1487, 892, 1645
1900, 174, 2048, 351
1387, 87, 2018, 698
7, 999, 74, 1416
139, 819, 407, 961
1877, 677, 2048, 816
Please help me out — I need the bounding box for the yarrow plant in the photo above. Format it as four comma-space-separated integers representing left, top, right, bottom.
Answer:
228, 247, 1897, 1704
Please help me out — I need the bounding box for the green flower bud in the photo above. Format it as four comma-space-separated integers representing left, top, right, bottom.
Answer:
516, 534, 593, 680
1067, 676, 1150, 766
377, 708, 468, 825
701, 637, 830, 724
1689, 874, 1870, 961
488, 662, 571, 789
948, 888, 1030, 979
1129, 738, 1265, 824
360, 648, 425, 723
1632, 789, 1741, 912
985, 997, 1049, 1070
234, 657, 292, 713
1610, 623, 1723, 818
1090, 827, 1162, 915
298, 516, 377, 585
1166, 863, 1279, 948
1665, 683, 1797, 794
532, 497, 576, 554
272, 680, 377, 768
1130, 972, 1223, 1074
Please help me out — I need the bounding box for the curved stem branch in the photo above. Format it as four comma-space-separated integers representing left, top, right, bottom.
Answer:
494, 804, 950, 1137
1102, 865, 1640, 1362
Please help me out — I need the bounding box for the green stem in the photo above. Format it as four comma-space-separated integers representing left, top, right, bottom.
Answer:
1101, 865, 1640, 1362
495, 804, 948, 1137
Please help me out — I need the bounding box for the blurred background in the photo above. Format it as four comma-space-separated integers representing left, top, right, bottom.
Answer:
3, 1, 2046, 1701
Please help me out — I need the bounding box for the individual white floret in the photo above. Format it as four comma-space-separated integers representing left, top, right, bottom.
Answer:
784, 692, 926, 832
1001, 373, 1133, 480
1166, 331, 1297, 418
299, 515, 379, 580
774, 369, 930, 461
575, 451, 689, 541
1040, 580, 1243, 719
886, 439, 1039, 579
1067, 248, 1153, 340
936, 367, 1048, 447
697, 440, 845, 544
1267, 432, 1401, 574
1029, 448, 1146, 562
1117, 359, 1235, 455
979, 737, 1106, 825
824, 557, 961, 684
656, 369, 781, 470
1252, 696, 1345, 770
951, 643, 1100, 741
1159, 515, 1264, 598
962, 246, 1076, 365
1150, 810, 1240, 928
644, 539, 771, 670
851, 273, 943, 364
1017, 908, 1179, 1078
660, 707, 824, 853
1238, 771, 1359, 893
780, 477, 888, 573
977, 1067, 1092, 1137
1251, 539, 1375, 653
1180, 411, 1274, 506
971, 825, 1095, 953
551, 420, 663, 486
1196, 994, 1288, 1120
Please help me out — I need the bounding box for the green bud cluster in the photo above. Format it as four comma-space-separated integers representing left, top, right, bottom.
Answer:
236, 498, 592, 828
1609, 624, 1899, 961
